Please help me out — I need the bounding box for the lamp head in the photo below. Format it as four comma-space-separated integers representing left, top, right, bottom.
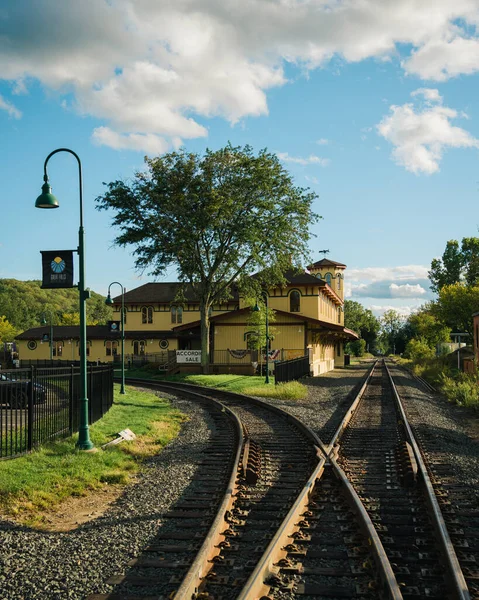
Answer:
35, 181, 59, 209
252, 302, 260, 312
41, 317, 47, 326
105, 294, 113, 306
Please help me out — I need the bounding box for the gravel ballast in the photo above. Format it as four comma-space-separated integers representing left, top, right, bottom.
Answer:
0, 364, 477, 599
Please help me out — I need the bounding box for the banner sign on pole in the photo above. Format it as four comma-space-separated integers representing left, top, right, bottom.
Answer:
108, 321, 121, 333
41, 251, 74, 289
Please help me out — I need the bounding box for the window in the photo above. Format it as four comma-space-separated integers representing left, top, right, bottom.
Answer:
27, 341, 37, 351
171, 306, 183, 324
336, 342, 341, 356
159, 339, 169, 349
325, 272, 332, 285
141, 306, 153, 324
77, 341, 91, 357
337, 275, 341, 291
290, 290, 300, 312
133, 340, 146, 355
338, 307, 342, 323
106, 340, 119, 356
53, 341, 63, 357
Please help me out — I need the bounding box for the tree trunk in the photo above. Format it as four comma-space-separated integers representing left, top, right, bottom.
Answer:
200, 302, 210, 374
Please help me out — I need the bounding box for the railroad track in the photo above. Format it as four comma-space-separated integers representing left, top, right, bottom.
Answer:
89, 364, 474, 599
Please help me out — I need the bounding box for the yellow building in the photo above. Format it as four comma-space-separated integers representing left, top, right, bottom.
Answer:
16, 258, 358, 375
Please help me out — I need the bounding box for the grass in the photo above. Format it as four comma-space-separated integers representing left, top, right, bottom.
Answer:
0, 384, 186, 525
125, 369, 309, 400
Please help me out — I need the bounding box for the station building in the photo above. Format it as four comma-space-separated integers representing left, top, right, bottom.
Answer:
15, 258, 358, 375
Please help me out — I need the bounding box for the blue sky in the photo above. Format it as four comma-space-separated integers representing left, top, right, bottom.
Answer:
1, 0, 479, 317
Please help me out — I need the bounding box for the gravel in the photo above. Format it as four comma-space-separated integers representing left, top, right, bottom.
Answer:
0, 395, 214, 600
0, 363, 477, 599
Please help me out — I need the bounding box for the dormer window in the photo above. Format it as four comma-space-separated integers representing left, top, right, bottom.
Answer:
142, 306, 153, 324
290, 290, 301, 312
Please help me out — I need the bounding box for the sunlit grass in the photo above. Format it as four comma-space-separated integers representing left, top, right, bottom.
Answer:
0, 384, 186, 524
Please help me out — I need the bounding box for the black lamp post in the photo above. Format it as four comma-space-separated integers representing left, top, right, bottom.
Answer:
35, 148, 94, 451
41, 312, 54, 361
253, 292, 270, 384
105, 282, 126, 395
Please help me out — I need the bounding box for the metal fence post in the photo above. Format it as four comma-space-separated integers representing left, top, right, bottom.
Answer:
69, 364, 74, 435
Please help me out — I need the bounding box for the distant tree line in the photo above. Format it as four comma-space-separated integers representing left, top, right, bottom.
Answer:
0, 279, 112, 344
345, 235, 479, 360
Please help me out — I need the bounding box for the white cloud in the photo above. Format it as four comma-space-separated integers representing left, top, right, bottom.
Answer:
92, 127, 169, 154
347, 265, 430, 283
389, 283, 427, 297
277, 152, 330, 166
369, 305, 416, 318
404, 36, 479, 81
377, 89, 479, 174
316, 138, 329, 145
1, 1, 479, 150
0, 94, 21, 118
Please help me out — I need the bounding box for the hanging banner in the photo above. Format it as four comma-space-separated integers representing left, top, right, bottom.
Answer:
41, 251, 74, 289
108, 321, 121, 333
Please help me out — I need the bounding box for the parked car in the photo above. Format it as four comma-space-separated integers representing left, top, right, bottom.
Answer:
0, 374, 47, 409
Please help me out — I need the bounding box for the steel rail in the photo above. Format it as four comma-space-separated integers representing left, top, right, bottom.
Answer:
384, 360, 471, 600
126, 380, 245, 600
122, 374, 403, 599
325, 359, 378, 455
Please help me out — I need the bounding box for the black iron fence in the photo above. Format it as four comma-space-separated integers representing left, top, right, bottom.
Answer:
0, 364, 114, 459
274, 354, 311, 384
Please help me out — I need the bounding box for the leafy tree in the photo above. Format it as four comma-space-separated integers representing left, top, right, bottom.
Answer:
348, 338, 367, 357
381, 309, 405, 354
431, 283, 479, 337
96, 144, 319, 372
343, 300, 380, 353
0, 316, 18, 344
0, 279, 111, 331
404, 308, 450, 349
404, 338, 435, 362
429, 237, 479, 292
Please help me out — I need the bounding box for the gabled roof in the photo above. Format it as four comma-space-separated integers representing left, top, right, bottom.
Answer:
115, 282, 239, 304
308, 258, 347, 269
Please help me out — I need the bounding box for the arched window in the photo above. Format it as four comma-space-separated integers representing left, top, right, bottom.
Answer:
53, 341, 63, 357
142, 306, 153, 324
106, 340, 119, 356
325, 272, 332, 286
290, 290, 301, 312
77, 340, 91, 357
171, 306, 183, 324
337, 275, 341, 291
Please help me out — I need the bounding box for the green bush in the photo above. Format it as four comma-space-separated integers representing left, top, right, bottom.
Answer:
404, 338, 435, 363
440, 371, 479, 409
347, 339, 367, 357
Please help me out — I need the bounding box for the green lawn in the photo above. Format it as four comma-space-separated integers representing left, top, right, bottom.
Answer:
0, 384, 185, 525
126, 370, 308, 400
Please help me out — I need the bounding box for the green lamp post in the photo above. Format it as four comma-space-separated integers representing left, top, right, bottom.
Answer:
253, 292, 270, 384
105, 282, 126, 395
35, 148, 94, 451
41, 312, 54, 361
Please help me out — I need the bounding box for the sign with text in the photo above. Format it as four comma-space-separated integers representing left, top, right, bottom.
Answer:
41, 251, 74, 289
176, 350, 201, 363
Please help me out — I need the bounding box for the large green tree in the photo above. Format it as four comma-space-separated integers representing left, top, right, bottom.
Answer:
96, 144, 319, 372
381, 309, 405, 354
343, 300, 380, 354
431, 283, 479, 337
429, 237, 479, 292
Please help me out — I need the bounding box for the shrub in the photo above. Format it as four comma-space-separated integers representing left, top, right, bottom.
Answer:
404, 338, 435, 363
440, 371, 479, 409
